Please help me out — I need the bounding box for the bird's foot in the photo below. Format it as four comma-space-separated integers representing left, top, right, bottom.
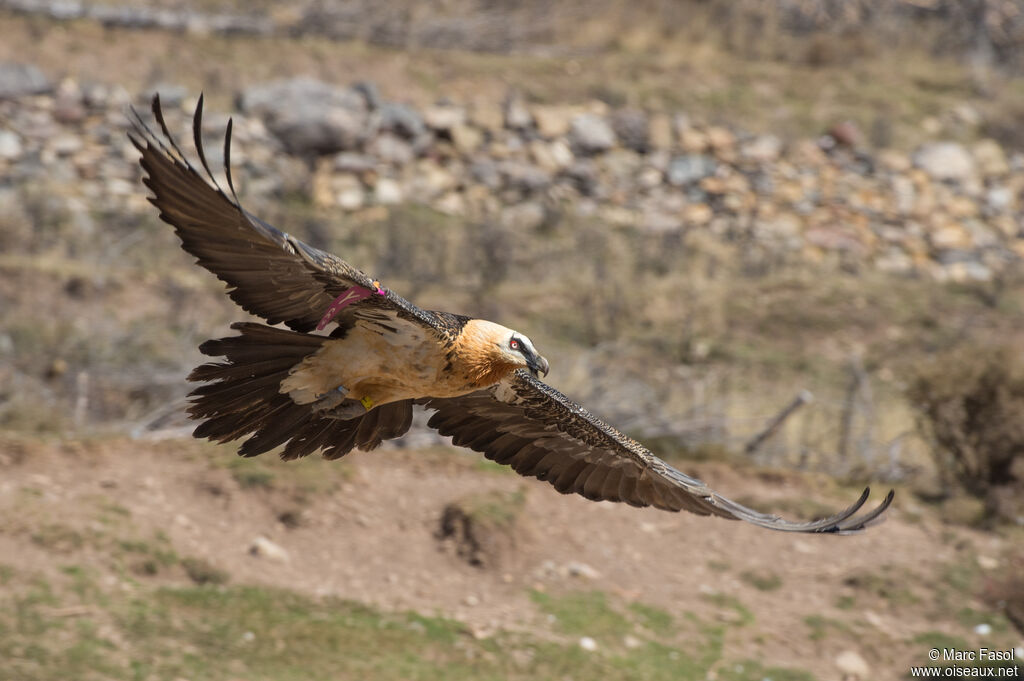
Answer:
314, 387, 375, 420
322, 399, 370, 420
312, 385, 351, 413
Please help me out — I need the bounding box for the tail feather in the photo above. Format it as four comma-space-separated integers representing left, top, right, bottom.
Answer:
187, 322, 415, 459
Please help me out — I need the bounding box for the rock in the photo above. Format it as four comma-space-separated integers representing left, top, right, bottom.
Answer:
667, 154, 715, 186
913, 142, 976, 183
741, 135, 782, 163
374, 177, 403, 205
529, 139, 573, 172
0, 130, 23, 160
706, 126, 735, 152
377, 102, 426, 140
240, 78, 368, 156
469, 158, 501, 189
50, 134, 83, 157
875, 249, 914, 274
143, 82, 187, 108
367, 133, 414, 165
0, 62, 51, 98
972, 139, 1009, 177
333, 175, 365, 210
533, 105, 581, 138
985, 185, 1013, 213
648, 113, 673, 149
835, 650, 870, 680
423, 104, 466, 131
469, 100, 504, 131
878, 149, 911, 172
566, 561, 601, 579
450, 124, 483, 154
974, 623, 993, 636
53, 80, 86, 123
930, 224, 973, 250
565, 160, 600, 196
351, 80, 381, 109
611, 109, 649, 152
568, 114, 616, 154
332, 152, 377, 173
578, 636, 598, 652
827, 121, 861, 148
683, 203, 713, 225
623, 635, 643, 649
503, 92, 533, 130
497, 160, 551, 193
408, 159, 455, 199
249, 536, 289, 563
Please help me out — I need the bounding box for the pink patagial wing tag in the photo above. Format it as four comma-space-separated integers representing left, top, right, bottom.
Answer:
316, 285, 386, 330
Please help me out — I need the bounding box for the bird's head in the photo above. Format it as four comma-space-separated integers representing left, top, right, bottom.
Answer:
496, 328, 549, 378
459, 320, 551, 384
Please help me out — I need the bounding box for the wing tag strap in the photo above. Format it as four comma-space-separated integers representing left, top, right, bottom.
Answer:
316, 284, 386, 330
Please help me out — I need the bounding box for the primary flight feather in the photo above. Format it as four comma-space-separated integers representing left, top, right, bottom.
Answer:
129, 94, 893, 533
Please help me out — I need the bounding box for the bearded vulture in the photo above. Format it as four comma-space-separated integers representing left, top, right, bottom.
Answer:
129, 94, 893, 533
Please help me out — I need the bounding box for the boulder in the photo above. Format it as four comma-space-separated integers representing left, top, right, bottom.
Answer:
611, 108, 649, 152
667, 154, 716, 186
0, 62, 51, 99
239, 78, 368, 156
912, 142, 976, 183
569, 114, 616, 154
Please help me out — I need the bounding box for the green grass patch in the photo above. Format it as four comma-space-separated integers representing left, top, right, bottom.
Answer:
843, 566, 921, 606
530, 589, 632, 642
31, 523, 86, 553
740, 569, 783, 592
0, 573, 816, 681
700, 592, 754, 627
629, 601, 674, 632
803, 614, 850, 641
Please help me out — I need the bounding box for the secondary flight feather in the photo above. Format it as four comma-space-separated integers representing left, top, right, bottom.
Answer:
129, 94, 893, 533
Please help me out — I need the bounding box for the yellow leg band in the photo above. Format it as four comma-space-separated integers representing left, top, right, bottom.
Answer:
360, 396, 375, 410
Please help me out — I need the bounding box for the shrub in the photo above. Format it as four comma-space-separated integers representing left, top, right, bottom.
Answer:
906, 345, 1024, 521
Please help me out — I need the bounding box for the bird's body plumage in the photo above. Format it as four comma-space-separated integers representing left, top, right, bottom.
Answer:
130, 95, 892, 533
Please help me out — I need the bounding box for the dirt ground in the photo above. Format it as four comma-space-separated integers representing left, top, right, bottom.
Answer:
0, 434, 1019, 680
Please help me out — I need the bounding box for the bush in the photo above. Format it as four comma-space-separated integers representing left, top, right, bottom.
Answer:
906, 345, 1024, 520
982, 550, 1024, 636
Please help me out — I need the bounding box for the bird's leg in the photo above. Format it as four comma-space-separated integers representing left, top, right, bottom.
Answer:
312, 385, 374, 420
312, 384, 351, 413
322, 400, 370, 420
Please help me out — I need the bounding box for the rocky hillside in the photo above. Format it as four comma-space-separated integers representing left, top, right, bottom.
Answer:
3, 64, 1021, 284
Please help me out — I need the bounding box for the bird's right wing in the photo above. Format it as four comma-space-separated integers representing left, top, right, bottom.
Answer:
423, 370, 894, 533
129, 94, 460, 338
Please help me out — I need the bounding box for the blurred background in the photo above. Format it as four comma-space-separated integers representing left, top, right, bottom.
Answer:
1, 1, 1023, 679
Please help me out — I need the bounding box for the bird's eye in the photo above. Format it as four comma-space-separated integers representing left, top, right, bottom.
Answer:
509, 338, 520, 351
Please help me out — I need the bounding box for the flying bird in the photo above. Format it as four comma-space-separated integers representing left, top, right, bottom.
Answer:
129, 95, 893, 533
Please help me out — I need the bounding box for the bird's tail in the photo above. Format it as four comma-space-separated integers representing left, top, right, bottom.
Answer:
187, 322, 413, 459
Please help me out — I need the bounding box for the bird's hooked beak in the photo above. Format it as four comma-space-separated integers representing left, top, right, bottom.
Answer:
528, 354, 550, 378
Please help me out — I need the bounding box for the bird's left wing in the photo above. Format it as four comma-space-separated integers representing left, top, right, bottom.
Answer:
423, 370, 893, 533
128, 94, 454, 337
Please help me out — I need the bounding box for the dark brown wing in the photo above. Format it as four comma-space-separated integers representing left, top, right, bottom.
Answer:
423, 370, 894, 533
128, 94, 449, 337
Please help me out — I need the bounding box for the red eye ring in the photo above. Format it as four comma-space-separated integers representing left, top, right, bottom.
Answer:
510, 339, 519, 350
